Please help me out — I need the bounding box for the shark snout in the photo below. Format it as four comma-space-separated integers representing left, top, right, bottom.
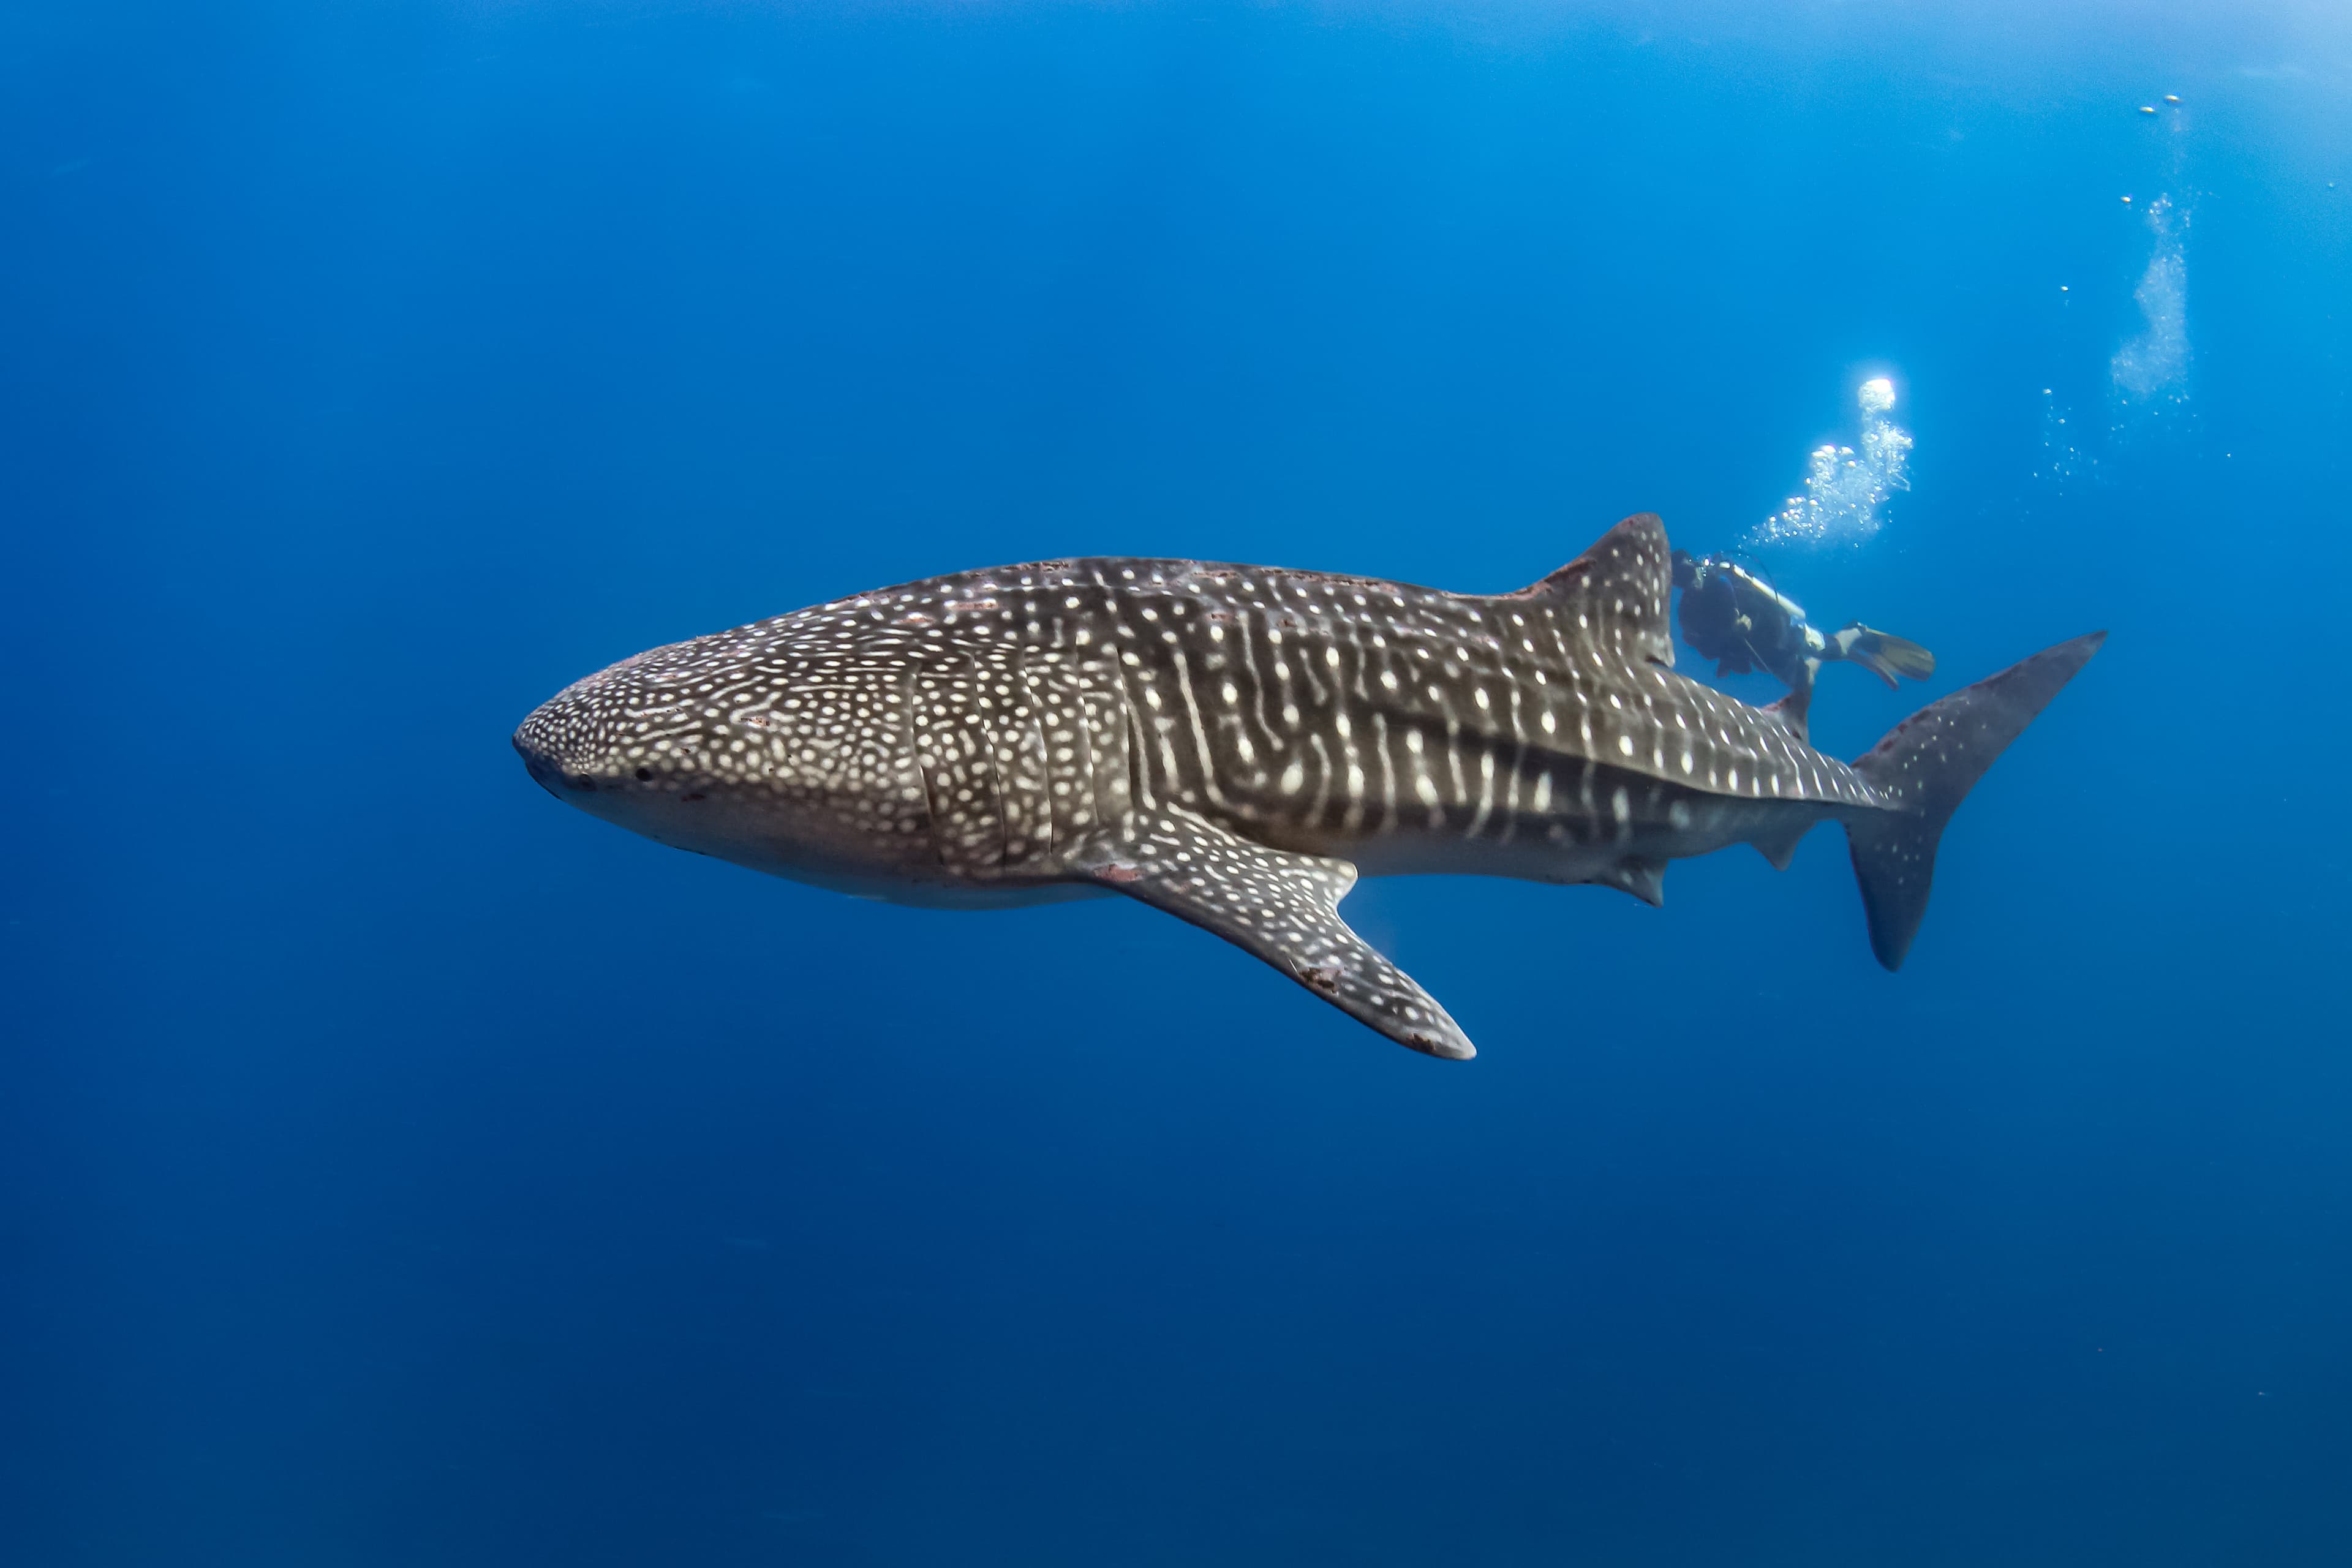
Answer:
511, 708, 605, 799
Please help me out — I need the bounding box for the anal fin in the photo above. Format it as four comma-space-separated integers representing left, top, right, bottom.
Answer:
1750, 818, 1814, 872
1596, 855, 1668, 908
1075, 809, 1474, 1060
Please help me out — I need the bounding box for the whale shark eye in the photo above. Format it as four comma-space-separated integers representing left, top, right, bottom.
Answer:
635, 767, 653, 781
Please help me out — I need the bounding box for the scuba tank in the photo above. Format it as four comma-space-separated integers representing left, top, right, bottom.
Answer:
1670, 549, 1933, 692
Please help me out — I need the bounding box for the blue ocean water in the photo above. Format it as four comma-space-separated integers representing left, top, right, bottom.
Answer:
5, 2, 2349, 1562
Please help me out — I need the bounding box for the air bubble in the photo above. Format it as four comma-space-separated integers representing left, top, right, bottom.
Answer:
1744, 379, 1912, 551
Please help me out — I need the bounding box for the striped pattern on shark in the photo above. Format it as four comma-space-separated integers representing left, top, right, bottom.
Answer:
515, 514, 2103, 1060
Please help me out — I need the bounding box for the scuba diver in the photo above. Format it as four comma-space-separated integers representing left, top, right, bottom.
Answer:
1670, 549, 1935, 696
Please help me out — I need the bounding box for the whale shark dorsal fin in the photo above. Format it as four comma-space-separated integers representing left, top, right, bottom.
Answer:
1763, 681, 1810, 743
1504, 513, 1676, 668
1074, 808, 1475, 1060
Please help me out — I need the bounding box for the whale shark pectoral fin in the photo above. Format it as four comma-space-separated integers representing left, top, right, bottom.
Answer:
1074, 810, 1475, 1061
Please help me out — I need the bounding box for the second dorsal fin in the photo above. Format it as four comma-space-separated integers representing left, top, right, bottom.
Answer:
1502, 513, 1676, 667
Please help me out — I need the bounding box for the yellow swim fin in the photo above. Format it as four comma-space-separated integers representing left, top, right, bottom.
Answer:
1836, 624, 1936, 687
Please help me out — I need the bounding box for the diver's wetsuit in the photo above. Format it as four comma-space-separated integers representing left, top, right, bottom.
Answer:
1669, 549, 1935, 694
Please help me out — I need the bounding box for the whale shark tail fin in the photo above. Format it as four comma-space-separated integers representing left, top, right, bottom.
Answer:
1844, 631, 2106, 969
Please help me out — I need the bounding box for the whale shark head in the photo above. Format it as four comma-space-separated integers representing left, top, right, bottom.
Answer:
512, 626, 947, 898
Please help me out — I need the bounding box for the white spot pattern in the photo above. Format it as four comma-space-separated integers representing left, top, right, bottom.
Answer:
514, 515, 1924, 1060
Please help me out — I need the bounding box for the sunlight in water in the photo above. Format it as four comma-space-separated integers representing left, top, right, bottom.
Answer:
1746, 377, 1913, 550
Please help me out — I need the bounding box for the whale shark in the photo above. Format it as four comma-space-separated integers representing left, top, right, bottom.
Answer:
515, 514, 2102, 1059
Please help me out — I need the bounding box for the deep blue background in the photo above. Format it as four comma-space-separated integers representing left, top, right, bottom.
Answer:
6, 3, 2349, 1562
